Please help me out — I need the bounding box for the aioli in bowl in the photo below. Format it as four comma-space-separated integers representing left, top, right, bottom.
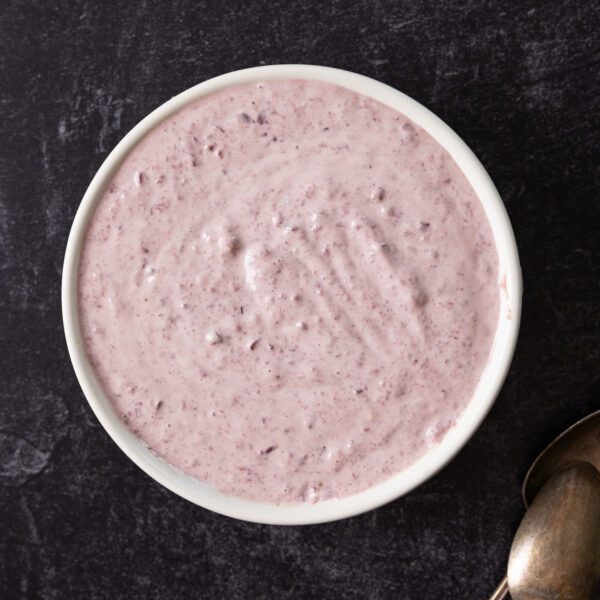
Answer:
78, 79, 499, 503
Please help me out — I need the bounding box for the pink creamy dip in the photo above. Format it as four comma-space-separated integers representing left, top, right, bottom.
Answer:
79, 80, 499, 503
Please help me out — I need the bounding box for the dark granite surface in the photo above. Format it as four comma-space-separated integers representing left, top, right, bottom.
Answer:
1, 0, 600, 598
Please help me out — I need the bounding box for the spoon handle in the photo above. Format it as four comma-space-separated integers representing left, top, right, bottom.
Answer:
488, 576, 509, 600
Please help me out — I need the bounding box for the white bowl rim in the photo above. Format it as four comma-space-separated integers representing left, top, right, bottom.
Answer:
62, 64, 522, 525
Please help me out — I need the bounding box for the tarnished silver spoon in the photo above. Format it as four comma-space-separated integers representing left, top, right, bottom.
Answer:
507, 461, 600, 598
489, 410, 600, 599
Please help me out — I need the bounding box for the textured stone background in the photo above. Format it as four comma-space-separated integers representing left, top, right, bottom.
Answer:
1, 1, 600, 598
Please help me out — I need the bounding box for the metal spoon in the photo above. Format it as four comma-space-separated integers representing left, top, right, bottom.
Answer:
508, 461, 600, 599
489, 410, 600, 599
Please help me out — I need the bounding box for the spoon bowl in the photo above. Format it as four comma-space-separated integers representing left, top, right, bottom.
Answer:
490, 409, 600, 599
509, 461, 600, 599
523, 410, 600, 505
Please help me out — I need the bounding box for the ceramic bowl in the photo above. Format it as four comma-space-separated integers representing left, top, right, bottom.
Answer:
62, 65, 522, 524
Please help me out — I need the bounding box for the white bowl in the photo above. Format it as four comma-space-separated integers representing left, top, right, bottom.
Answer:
62, 65, 522, 524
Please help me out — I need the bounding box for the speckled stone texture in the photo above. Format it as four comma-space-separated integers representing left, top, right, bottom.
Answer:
1, 1, 599, 598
